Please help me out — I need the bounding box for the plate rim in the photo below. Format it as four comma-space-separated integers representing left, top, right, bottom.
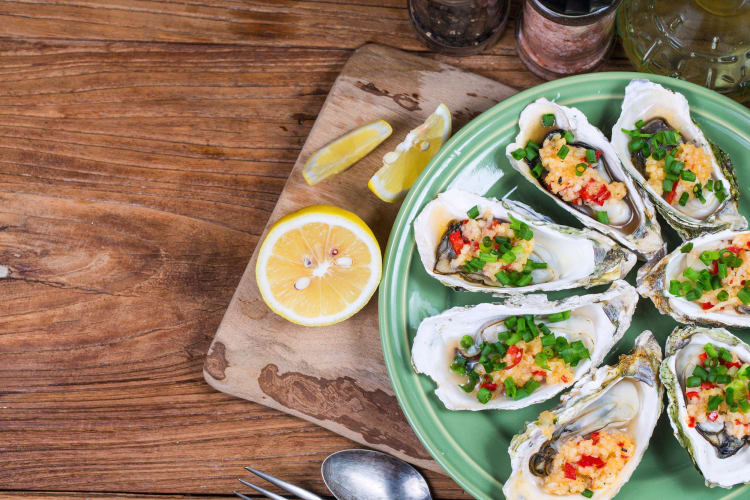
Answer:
378, 71, 750, 499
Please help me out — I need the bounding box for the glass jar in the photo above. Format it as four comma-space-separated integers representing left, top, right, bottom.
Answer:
618, 0, 750, 103
408, 0, 511, 55
515, 0, 622, 80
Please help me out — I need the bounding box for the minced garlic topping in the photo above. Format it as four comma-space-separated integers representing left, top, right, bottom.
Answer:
450, 209, 534, 275
645, 143, 712, 203
685, 347, 750, 439
692, 234, 750, 311
543, 431, 635, 495
539, 134, 626, 207
477, 338, 573, 389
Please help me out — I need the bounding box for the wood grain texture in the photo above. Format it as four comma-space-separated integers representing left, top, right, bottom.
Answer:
204, 42, 517, 477
0, 0, 668, 497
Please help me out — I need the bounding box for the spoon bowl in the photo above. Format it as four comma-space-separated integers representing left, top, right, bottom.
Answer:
321, 449, 432, 500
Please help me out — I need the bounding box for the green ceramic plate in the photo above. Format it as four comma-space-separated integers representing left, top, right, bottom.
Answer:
379, 72, 750, 500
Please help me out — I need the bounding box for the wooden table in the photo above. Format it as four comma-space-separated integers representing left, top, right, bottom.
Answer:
0, 1, 640, 498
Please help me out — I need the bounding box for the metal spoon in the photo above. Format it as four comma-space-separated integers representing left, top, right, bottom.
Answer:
321, 449, 432, 500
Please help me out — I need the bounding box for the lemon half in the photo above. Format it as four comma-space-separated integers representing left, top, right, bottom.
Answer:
368, 104, 451, 202
303, 120, 392, 185
255, 205, 382, 326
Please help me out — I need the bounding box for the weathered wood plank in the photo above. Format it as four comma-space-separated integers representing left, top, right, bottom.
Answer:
0, 37, 469, 498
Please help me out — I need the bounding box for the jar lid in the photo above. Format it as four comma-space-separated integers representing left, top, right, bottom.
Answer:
530, 0, 623, 25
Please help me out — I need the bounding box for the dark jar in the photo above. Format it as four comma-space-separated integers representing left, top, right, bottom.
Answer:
515, 0, 623, 80
408, 0, 511, 56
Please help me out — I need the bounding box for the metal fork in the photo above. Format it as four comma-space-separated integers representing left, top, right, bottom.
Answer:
235, 466, 325, 500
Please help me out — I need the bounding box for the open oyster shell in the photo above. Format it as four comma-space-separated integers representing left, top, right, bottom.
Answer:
503, 331, 663, 499
412, 280, 638, 411
637, 229, 750, 328
611, 79, 746, 240
505, 97, 664, 260
661, 325, 750, 488
413, 189, 636, 295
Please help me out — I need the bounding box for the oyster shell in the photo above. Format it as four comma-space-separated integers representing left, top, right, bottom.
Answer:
661, 325, 750, 488
411, 280, 638, 411
413, 189, 636, 295
638, 229, 750, 328
505, 97, 664, 260
504, 331, 663, 499
611, 79, 746, 240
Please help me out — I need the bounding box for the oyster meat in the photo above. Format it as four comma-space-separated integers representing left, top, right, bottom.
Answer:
411, 280, 638, 411
504, 331, 663, 499
661, 325, 750, 488
611, 79, 746, 240
505, 98, 664, 260
413, 189, 636, 295
638, 229, 750, 328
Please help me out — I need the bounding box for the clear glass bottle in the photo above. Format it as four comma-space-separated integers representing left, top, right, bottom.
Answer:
618, 0, 750, 103
408, 0, 511, 55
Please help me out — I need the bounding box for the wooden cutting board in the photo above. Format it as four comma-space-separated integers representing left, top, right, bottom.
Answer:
203, 43, 517, 473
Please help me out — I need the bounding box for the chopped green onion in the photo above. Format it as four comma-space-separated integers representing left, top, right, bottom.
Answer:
563, 130, 575, 143
705, 343, 718, 358
460, 335, 473, 349
707, 394, 723, 412
511, 148, 526, 160
714, 180, 724, 193
504, 377, 517, 399
739, 287, 750, 306
717, 290, 729, 302
541, 334, 555, 347
477, 387, 492, 404
700, 250, 721, 266
582, 489, 594, 498
669, 280, 682, 296
495, 270, 511, 285
586, 149, 596, 163
516, 273, 533, 287
678, 192, 689, 206
531, 165, 543, 178
686, 376, 702, 387
596, 211, 610, 224
501, 251, 516, 264
663, 179, 674, 192
681, 242, 693, 253
635, 119, 645, 129
719, 347, 733, 362
694, 365, 709, 380
685, 288, 702, 301
683, 267, 700, 281
505, 316, 518, 329
717, 374, 732, 385
541, 113, 555, 127
681, 169, 696, 181
467, 205, 479, 219
547, 310, 571, 322
557, 144, 569, 159
535, 353, 549, 370
717, 189, 728, 202
506, 332, 522, 346
575, 163, 587, 176
628, 139, 643, 152
706, 179, 714, 191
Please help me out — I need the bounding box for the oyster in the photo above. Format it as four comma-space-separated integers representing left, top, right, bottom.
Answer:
411, 280, 638, 411
504, 331, 663, 499
638, 229, 750, 328
505, 98, 664, 260
413, 189, 636, 295
661, 325, 750, 488
611, 79, 746, 240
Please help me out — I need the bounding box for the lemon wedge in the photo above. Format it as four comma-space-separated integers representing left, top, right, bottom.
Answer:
302, 120, 392, 185
255, 205, 382, 326
368, 103, 451, 202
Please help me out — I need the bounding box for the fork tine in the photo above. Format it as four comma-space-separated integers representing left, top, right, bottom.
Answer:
244, 466, 324, 500
237, 478, 288, 500
234, 491, 259, 500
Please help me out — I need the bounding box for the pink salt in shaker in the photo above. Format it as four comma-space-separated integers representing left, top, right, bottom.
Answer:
516, 0, 623, 80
